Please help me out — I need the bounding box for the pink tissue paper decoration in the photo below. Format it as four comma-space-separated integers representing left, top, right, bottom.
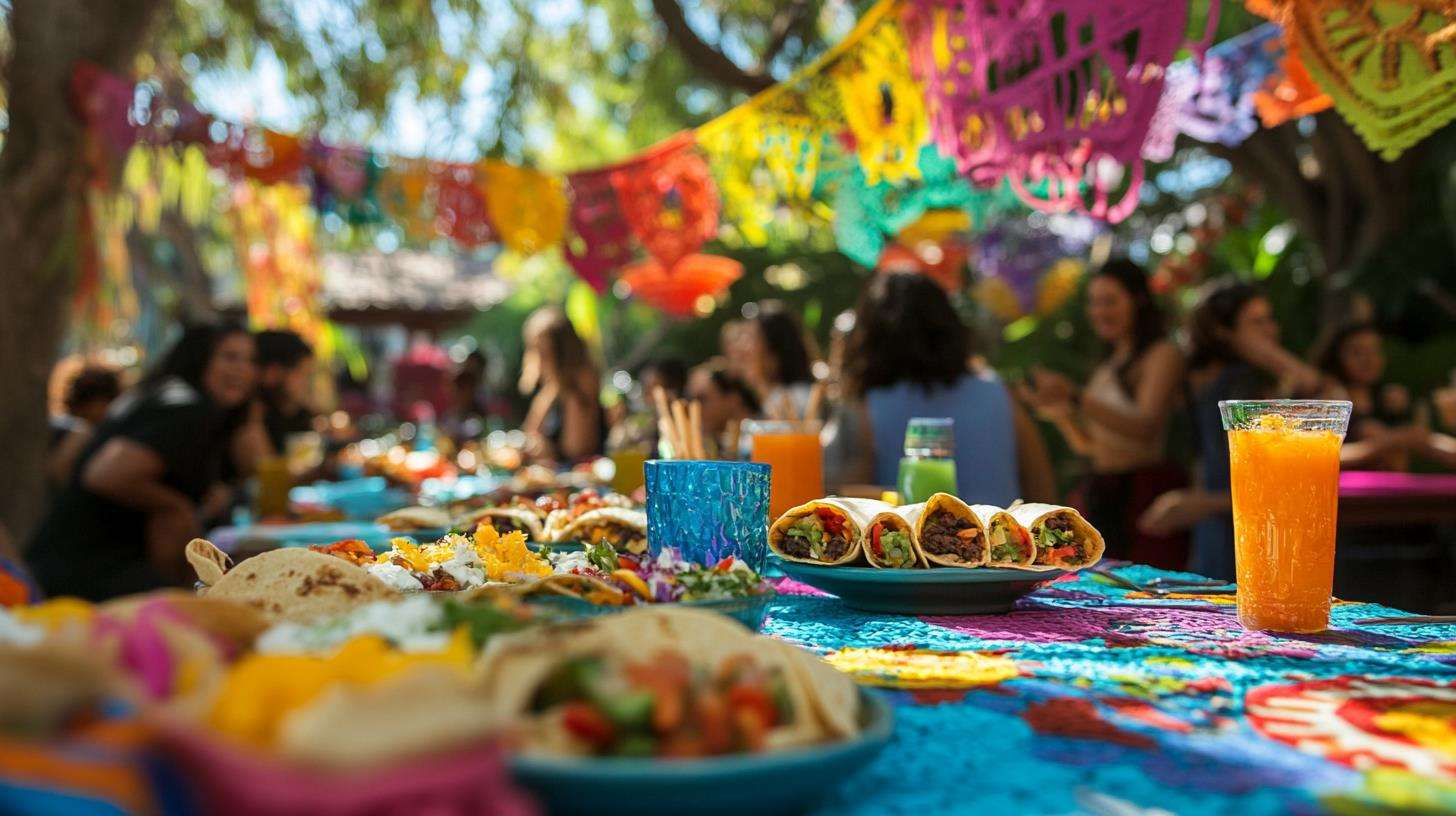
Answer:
903, 0, 1213, 222
563, 166, 634, 293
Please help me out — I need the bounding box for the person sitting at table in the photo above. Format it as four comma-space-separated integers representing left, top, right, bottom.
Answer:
737, 301, 819, 419
1139, 281, 1327, 580
234, 329, 317, 474
520, 306, 606, 464
838, 272, 1056, 507
27, 322, 257, 600
686, 361, 762, 456
46, 361, 123, 490
1317, 322, 1456, 471
1016, 259, 1189, 569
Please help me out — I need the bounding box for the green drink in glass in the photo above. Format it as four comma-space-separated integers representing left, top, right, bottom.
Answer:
897, 418, 958, 504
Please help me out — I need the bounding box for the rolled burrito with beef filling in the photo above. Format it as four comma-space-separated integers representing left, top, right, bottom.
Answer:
863, 506, 926, 569
1008, 503, 1105, 569
969, 505, 1036, 568
769, 498, 881, 566
906, 493, 988, 568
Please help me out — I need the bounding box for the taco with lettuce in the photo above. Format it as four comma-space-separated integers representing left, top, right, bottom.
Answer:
969, 505, 1036, 568
863, 507, 925, 569
768, 498, 881, 566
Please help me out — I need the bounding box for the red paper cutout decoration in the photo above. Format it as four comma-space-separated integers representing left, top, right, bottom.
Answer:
618, 254, 743, 317
432, 164, 494, 247
563, 166, 635, 293
610, 134, 721, 271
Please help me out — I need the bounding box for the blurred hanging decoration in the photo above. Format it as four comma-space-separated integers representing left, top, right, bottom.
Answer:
563, 165, 634, 293
375, 159, 437, 243
902, 0, 1211, 221
311, 142, 383, 225
229, 182, 330, 355
480, 161, 569, 255
1034, 258, 1087, 315
970, 217, 1099, 316
1249, 0, 1452, 158
610, 133, 720, 271
617, 254, 744, 317
831, 5, 929, 186
432, 164, 495, 247
1250, 33, 1332, 126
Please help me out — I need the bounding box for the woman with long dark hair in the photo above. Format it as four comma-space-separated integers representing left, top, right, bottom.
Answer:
1138, 281, 1325, 579
28, 323, 256, 599
520, 307, 605, 463
737, 301, 818, 418
842, 273, 1055, 505
1017, 260, 1188, 567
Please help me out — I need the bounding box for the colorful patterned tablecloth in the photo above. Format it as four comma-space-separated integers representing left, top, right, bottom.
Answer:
765, 564, 1456, 815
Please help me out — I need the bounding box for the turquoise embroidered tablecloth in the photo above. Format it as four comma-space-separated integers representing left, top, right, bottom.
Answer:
764, 564, 1456, 815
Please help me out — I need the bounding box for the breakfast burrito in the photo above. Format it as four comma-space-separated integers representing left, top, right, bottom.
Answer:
478, 607, 857, 757
863, 507, 926, 569
970, 505, 1036, 568
906, 493, 988, 568
769, 498, 882, 566
1009, 503, 1105, 569
553, 507, 649, 555
454, 506, 546, 540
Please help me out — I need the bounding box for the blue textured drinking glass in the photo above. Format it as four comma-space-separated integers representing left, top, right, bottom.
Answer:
644, 460, 771, 571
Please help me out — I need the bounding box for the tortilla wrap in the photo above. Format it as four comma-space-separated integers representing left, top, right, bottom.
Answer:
863, 507, 926, 569
548, 507, 648, 554
969, 505, 1037, 568
376, 506, 452, 532
455, 506, 546, 540
906, 493, 988, 568
1009, 503, 1105, 569
769, 498, 884, 566
202, 547, 401, 623
478, 607, 849, 754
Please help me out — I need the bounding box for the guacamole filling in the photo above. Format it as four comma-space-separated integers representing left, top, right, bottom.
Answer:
780, 508, 851, 562
868, 522, 916, 568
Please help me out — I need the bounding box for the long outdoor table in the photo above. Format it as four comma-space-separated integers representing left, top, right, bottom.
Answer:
1339, 470, 1456, 527
765, 564, 1456, 815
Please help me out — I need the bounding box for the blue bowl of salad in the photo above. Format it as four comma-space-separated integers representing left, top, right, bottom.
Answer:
528, 545, 776, 631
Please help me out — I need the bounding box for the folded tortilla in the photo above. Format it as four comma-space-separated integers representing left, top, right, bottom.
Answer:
454, 506, 545, 540
768, 498, 883, 566
376, 506, 452, 532
1008, 503, 1105, 569
201, 547, 400, 623
969, 505, 1037, 568
551, 507, 649, 555
864, 507, 926, 569
905, 493, 988, 568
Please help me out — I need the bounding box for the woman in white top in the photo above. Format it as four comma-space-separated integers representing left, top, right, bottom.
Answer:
1017, 259, 1189, 568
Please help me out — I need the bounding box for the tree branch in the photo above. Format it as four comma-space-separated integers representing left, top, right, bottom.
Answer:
650, 0, 775, 92
760, 0, 814, 70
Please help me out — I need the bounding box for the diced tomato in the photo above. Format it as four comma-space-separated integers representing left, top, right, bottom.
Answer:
695, 692, 733, 753
617, 555, 640, 571
659, 733, 708, 759
561, 702, 615, 748
814, 508, 846, 536
1049, 545, 1078, 560
713, 557, 735, 572
1018, 526, 1034, 552
652, 687, 686, 734
727, 682, 779, 729
733, 705, 770, 752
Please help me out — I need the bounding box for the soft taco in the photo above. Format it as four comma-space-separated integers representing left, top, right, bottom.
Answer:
478, 607, 856, 758
905, 493, 988, 568
376, 506, 453, 532
549, 507, 648, 555
863, 507, 925, 569
969, 505, 1036, 568
195, 542, 401, 623
1009, 503, 1105, 569
768, 498, 882, 566
454, 506, 546, 540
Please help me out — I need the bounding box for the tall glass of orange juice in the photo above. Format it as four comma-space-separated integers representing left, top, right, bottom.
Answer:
743, 420, 824, 520
1219, 400, 1351, 632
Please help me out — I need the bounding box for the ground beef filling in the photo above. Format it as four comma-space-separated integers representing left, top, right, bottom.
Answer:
1036, 514, 1085, 562
777, 527, 850, 562
920, 511, 984, 564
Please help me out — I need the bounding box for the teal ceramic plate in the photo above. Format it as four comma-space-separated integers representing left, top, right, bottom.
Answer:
511, 688, 892, 816
524, 591, 774, 631
774, 558, 1067, 615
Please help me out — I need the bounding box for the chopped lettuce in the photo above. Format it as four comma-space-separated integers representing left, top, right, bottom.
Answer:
786, 516, 832, 560
879, 530, 914, 567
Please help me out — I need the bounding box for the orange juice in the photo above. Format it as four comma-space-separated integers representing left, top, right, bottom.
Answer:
1224, 405, 1349, 632
748, 423, 824, 520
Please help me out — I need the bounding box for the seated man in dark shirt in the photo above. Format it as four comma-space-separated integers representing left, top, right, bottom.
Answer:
234, 330, 318, 477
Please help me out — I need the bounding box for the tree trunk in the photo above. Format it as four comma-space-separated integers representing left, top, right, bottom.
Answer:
0, 0, 164, 543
